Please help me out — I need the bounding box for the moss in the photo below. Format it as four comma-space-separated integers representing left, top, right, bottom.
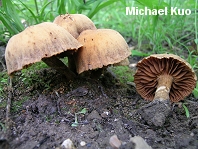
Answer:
11, 96, 29, 113
110, 66, 135, 84
0, 71, 8, 98
0, 101, 6, 109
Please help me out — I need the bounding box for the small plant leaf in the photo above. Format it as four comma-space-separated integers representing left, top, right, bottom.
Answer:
0, 78, 7, 83
182, 104, 190, 118
193, 88, 198, 98
79, 108, 87, 114
0, 122, 6, 132
132, 50, 150, 57
194, 39, 198, 44
193, 82, 198, 98
71, 108, 87, 127
71, 122, 79, 127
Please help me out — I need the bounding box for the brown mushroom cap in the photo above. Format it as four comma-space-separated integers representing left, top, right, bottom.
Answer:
53, 14, 97, 39
5, 22, 82, 75
75, 29, 131, 74
114, 58, 130, 66
134, 54, 197, 102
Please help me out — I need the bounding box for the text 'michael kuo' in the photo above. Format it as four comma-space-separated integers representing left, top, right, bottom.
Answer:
126, 7, 191, 16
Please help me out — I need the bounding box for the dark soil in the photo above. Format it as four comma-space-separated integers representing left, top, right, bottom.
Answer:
0, 60, 198, 149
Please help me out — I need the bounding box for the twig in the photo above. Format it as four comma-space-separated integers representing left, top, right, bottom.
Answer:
32, 136, 50, 149
6, 76, 13, 122
191, 116, 198, 119
55, 91, 62, 115
98, 85, 108, 98
185, 99, 198, 106
4, 76, 13, 140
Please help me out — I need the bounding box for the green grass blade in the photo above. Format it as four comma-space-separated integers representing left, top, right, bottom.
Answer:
87, 0, 117, 18
193, 82, 198, 98
0, 11, 22, 35
132, 50, 150, 57
152, 15, 159, 34
57, 0, 66, 14
3, 0, 24, 30
1, 0, 24, 34
135, 0, 158, 8
193, 88, 198, 99
39, 1, 53, 21
195, 0, 198, 52
18, 0, 39, 24
182, 104, 190, 118
86, 1, 101, 18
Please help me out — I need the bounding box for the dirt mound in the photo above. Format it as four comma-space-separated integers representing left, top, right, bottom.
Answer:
0, 68, 198, 149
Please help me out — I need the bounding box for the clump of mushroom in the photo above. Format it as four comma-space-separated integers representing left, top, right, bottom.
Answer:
74, 29, 131, 76
5, 22, 82, 80
134, 54, 197, 126
53, 14, 97, 73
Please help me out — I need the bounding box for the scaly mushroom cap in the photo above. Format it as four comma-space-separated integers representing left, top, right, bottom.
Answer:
134, 54, 197, 102
5, 22, 82, 75
75, 29, 131, 74
53, 14, 97, 39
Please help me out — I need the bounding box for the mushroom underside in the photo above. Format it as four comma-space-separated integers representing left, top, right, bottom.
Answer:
134, 55, 197, 102
42, 56, 76, 80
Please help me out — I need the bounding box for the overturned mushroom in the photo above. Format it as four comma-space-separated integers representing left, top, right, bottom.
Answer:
134, 54, 197, 102
75, 29, 131, 75
5, 22, 82, 80
53, 14, 97, 72
134, 54, 197, 126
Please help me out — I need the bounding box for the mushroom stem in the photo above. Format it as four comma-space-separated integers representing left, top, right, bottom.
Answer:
42, 56, 76, 80
154, 74, 173, 100
68, 56, 77, 74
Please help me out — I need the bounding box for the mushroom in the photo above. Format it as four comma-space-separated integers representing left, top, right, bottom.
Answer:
53, 14, 97, 73
134, 54, 197, 126
74, 29, 130, 76
114, 58, 130, 66
53, 14, 97, 39
134, 54, 197, 102
5, 22, 82, 80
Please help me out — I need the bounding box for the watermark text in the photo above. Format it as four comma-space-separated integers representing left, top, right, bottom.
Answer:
126, 7, 191, 15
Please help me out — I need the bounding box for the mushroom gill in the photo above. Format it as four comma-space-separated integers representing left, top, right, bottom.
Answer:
134, 54, 197, 102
